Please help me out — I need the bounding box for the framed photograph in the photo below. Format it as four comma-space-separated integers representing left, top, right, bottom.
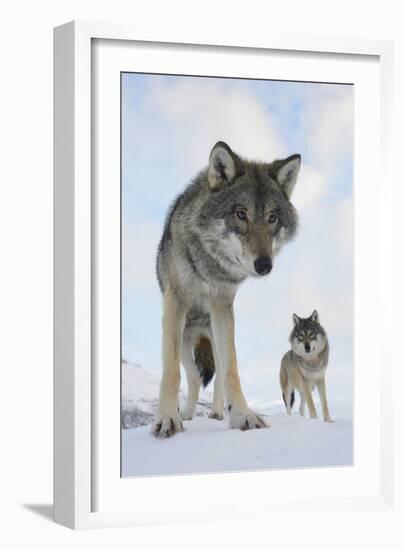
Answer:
54, 21, 395, 529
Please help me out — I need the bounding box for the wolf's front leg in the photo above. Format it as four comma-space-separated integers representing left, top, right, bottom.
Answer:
316, 378, 333, 422
209, 299, 267, 430
153, 288, 187, 438
299, 392, 306, 416
302, 380, 318, 419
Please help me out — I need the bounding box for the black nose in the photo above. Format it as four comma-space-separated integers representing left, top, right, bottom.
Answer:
304, 342, 311, 353
254, 257, 272, 276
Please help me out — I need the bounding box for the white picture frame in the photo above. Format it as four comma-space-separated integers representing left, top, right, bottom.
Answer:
54, 20, 395, 529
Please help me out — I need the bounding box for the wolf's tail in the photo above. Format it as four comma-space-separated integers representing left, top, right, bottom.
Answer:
194, 336, 215, 387
282, 390, 295, 409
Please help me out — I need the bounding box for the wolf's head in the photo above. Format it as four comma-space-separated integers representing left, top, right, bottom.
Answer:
200, 141, 301, 278
289, 310, 328, 359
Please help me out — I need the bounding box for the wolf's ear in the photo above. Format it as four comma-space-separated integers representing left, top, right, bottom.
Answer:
208, 142, 244, 190
310, 310, 319, 324
274, 154, 301, 198
292, 313, 300, 327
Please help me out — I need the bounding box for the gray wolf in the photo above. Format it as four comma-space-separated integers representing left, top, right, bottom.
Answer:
279, 311, 332, 422
153, 141, 301, 437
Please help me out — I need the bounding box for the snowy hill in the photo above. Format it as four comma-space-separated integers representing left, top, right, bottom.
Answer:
121, 360, 353, 477
121, 360, 213, 429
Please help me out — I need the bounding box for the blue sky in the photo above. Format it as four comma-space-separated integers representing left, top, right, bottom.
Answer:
121, 73, 354, 407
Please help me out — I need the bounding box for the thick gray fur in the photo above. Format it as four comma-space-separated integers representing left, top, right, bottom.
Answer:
154, 141, 301, 435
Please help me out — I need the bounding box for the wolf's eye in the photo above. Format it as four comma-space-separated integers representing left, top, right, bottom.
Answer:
297, 333, 304, 340
268, 213, 278, 224
236, 209, 247, 221
308, 331, 315, 338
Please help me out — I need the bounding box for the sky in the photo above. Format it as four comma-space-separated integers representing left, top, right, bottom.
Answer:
121, 73, 354, 408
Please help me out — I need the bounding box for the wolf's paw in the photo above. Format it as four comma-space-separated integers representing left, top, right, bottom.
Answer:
152, 414, 184, 438
209, 411, 224, 420
180, 410, 194, 421
324, 417, 334, 423
229, 408, 268, 431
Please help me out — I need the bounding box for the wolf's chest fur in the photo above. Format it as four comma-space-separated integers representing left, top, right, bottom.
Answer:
297, 355, 327, 381
293, 345, 329, 382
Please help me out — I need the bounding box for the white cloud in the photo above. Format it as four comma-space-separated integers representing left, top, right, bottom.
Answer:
333, 197, 354, 260
292, 164, 326, 212
123, 219, 162, 292
147, 78, 286, 172
304, 89, 354, 169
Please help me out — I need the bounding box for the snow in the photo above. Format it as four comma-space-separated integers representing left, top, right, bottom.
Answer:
121, 361, 353, 477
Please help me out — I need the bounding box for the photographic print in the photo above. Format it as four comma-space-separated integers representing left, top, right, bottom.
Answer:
121, 73, 353, 477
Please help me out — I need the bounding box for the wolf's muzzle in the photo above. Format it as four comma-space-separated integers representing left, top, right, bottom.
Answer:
254, 257, 272, 276
304, 342, 311, 353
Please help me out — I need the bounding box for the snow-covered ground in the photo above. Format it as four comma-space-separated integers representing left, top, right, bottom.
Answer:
121, 361, 353, 477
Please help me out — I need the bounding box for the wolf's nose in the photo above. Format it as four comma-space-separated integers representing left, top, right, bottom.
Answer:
254, 257, 272, 275
304, 342, 311, 353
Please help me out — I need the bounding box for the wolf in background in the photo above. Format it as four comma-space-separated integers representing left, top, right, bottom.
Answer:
280, 311, 332, 422
153, 141, 301, 437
